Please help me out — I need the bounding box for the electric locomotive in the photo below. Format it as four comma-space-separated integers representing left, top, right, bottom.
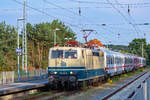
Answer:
48, 46, 105, 88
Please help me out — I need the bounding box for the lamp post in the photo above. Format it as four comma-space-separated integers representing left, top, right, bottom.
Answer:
142, 33, 146, 58
65, 38, 72, 41
54, 28, 60, 46
17, 18, 24, 80
107, 41, 111, 49
65, 38, 72, 46
142, 43, 143, 57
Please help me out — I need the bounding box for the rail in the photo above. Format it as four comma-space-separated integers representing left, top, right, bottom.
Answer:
101, 69, 150, 100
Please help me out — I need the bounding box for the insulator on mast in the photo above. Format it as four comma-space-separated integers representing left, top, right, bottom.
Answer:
128, 5, 130, 15
79, 1, 81, 16
79, 8, 81, 16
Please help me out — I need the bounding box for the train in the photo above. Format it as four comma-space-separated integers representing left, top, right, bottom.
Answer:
48, 41, 146, 89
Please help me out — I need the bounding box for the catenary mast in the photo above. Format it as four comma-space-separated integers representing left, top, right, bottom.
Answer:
22, 0, 27, 73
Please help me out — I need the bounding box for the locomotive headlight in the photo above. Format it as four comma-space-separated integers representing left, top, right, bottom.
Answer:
70, 71, 73, 74
54, 72, 57, 74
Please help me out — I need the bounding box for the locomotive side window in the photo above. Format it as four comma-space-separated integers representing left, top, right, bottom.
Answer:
65, 50, 77, 59
82, 50, 84, 58
93, 52, 99, 56
51, 50, 63, 58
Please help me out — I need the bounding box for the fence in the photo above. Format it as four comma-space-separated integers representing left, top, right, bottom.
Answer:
0, 70, 48, 85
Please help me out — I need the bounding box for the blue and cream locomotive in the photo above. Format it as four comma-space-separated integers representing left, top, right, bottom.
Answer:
48, 42, 146, 88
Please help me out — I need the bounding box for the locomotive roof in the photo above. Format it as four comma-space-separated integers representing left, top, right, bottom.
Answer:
50, 46, 85, 50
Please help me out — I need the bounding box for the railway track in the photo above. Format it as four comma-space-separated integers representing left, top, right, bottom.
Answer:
101, 69, 150, 100
1, 68, 149, 100
24, 89, 81, 100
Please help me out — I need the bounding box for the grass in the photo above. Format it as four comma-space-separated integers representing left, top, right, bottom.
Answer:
23, 91, 42, 99
23, 90, 53, 99
81, 81, 87, 91
107, 78, 112, 83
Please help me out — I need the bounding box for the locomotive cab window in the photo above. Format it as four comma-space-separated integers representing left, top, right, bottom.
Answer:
51, 50, 63, 58
51, 50, 78, 59
65, 50, 77, 59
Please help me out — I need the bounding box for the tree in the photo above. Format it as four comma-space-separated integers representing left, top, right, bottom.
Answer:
146, 44, 150, 65
26, 20, 76, 69
128, 38, 147, 56
128, 38, 149, 64
0, 20, 76, 71
0, 21, 17, 71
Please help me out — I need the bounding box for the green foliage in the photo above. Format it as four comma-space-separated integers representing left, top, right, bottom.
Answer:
128, 38, 149, 65
146, 44, 150, 65
108, 45, 129, 52
128, 38, 147, 56
0, 21, 17, 71
27, 20, 76, 69
0, 20, 76, 71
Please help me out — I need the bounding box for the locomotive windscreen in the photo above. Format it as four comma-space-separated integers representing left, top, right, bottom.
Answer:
51, 50, 77, 59
51, 50, 63, 58
65, 50, 77, 59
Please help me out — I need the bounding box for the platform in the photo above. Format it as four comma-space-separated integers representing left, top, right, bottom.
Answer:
0, 79, 49, 96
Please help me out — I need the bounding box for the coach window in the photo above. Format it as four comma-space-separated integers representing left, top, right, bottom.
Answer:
111, 56, 113, 64
125, 58, 127, 64
119, 57, 121, 64
117, 57, 119, 64
109, 56, 111, 65
106, 56, 108, 64
107, 56, 110, 65
108, 56, 111, 64
120, 58, 121, 64
113, 56, 114, 64
116, 57, 119, 64
110, 57, 112, 64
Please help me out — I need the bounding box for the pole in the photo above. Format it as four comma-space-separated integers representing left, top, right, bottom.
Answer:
17, 20, 20, 80
17, 18, 24, 80
23, 0, 28, 73
142, 43, 143, 57
54, 30, 56, 46
22, 1, 25, 71
107, 43, 108, 48
54, 28, 60, 46
108, 41, 111, 49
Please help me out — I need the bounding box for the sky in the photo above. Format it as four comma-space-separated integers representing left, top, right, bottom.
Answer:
0, 0, 150, 45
